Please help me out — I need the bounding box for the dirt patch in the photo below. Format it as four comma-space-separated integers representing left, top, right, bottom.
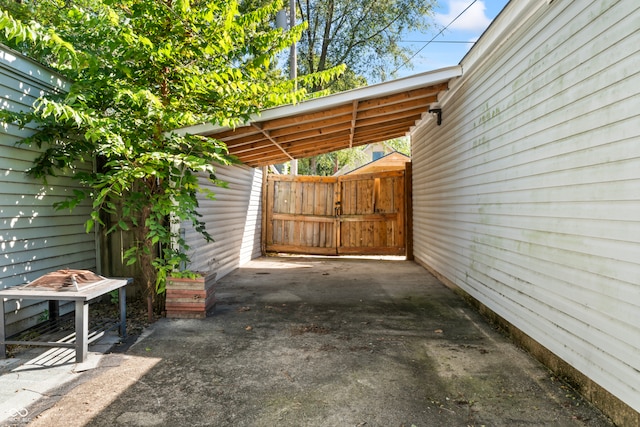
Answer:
290, 323, 331, 335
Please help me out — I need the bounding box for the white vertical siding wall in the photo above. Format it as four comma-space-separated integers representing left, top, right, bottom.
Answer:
0, 45, 96, 334
411, 0, 640, 414
182, 164, 262, 281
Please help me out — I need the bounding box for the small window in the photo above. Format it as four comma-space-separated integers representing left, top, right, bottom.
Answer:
372, 151, 384, 161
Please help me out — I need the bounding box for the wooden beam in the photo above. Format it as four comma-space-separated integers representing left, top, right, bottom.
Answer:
356, 96, 436, 120
357, 83, 448, 110
239, 144, 313, 163
356, 115, 423, 133
348, 140, 370, 150
242, 138, 349, 162
355, 108, 426, 128
234, 144, 291, 161
271, 123, 353, 144
272, 213, 336, 223
279, 133, 351, 151
267, 113, 353, 138
338, 169, 404, 182
233, 116, 418, 165
228, 140, 281, 155
222, 133, 271, 148
261, 103, 354, 130
354, 126, 410, 140
266, 244, 338, 255
267, 175, 337, 183
252, 124, 294, 161
283, 131, 353, 150
236, 119, 417, 165
213, 81, 451, 167
349, 100, 358, 148
205, 125, 260, 140
353, 129, 408, 145
287, 141, 352, 158
288, 143, 348, 158
242, 154, 290, 167
354, 124, 411, 140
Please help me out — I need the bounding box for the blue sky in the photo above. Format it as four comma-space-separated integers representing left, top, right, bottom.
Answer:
394, 0, 509, 78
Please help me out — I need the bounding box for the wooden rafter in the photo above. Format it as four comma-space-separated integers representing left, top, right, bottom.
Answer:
205, 125, 258, 140
262, 103, 354, 130
252, 123, 294, 161
356, 96, 437, 119
201, 75, 456, 166
349, 100, 358, 148
356, 107, 426, 127
268, 119, 351, 139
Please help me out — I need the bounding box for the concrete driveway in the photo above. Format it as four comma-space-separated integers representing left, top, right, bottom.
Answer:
20, 256, 612, 426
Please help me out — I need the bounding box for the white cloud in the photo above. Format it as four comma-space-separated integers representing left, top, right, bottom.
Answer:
435, 1, 492, 32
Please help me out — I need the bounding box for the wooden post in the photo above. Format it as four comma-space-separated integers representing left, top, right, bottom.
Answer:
405, 162, 413, 260
334, 179, 342, 254
261, 166, 269, 255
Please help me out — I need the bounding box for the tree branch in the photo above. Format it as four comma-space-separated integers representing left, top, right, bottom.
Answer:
317, 0, 334, 73
336, 10, 404, 66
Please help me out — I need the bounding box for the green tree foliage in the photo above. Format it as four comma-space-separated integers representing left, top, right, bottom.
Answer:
384, 137, 411, 155
297, 0, 437, 92
0, 0, 341, 308
298, 137, 409, 176
289, 0, 431, 174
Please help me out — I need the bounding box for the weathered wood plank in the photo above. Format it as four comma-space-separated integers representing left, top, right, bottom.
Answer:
302, 181, 314, 215
339, 169, 404, 182
291, 186, 301, 245
339, 213, 398, 222
266, 173, 275, 246
394, 175, 405, 245
272, 213, 336, 222
338, 246, 405, 255
266, 171, 405, 255
267, 244, 337, 255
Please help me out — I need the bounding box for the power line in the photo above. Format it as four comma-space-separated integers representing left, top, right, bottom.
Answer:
392, 0, 479, 74
312, 37, 475, 44
398, 40, 475, 44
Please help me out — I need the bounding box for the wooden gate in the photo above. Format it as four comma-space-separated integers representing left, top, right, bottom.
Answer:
264, 169, 408, 256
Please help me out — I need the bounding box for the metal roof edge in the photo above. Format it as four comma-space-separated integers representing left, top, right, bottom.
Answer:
173, 65, 462, 137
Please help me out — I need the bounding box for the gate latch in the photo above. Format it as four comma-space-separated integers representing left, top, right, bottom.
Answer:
334, 201, 342, 216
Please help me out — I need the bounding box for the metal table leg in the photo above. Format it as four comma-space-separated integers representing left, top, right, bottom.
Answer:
75, 299, 89, 363
0, 298, 5, 359
119, 285, 127, 339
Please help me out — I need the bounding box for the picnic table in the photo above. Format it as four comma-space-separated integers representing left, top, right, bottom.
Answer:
0, 270, 132, 363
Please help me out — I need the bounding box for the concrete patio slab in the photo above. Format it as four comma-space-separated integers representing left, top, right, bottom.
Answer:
2, 256, 614, 426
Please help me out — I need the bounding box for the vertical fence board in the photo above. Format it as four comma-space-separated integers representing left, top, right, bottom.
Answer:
265, 171, 406, 255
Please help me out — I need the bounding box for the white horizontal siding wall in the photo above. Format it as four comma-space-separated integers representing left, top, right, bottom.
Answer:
0, 45, 96, 335
411, 0, 640, 414
181, 164, 262, 281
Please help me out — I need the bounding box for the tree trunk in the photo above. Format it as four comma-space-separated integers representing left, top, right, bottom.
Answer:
310, 156, 317, 175
314, 0, 334, 92
135, 203, 157, 307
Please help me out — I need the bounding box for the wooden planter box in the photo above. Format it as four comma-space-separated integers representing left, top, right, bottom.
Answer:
165, 272, 216, 319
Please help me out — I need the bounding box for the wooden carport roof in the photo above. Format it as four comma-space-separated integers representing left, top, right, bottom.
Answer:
177, 66, 462, 167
